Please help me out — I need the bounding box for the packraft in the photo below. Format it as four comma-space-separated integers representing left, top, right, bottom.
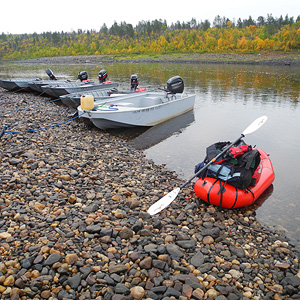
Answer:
195, 140, 261, 189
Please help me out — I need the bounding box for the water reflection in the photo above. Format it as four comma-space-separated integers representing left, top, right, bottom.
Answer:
1, 61, 300, 250
127, 111, 195, 150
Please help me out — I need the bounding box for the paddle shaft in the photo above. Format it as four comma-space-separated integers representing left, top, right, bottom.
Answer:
179, 134, 245, 189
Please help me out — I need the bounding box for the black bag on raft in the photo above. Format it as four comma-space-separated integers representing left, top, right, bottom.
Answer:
195, 140, 261, 189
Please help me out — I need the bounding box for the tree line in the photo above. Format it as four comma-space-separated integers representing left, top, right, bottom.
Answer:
0, 14, 300, 60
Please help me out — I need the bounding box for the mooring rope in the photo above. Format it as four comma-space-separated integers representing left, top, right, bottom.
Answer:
0, 111, 87, 139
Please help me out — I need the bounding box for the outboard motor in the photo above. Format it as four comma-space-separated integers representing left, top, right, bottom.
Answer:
78, 71, 88, 82
130, 74, 139, 91
46, 68, 57, 80
98, 69, 108, 83
166, 76, 184, 94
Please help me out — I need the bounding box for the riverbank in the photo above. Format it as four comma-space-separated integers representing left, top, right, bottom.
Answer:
7, 51, 300, 66
0, 88, 300, 300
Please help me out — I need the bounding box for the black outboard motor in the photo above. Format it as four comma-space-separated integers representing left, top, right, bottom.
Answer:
46, 68, 57, 80
98, 69, 108, 83
166, 76, 184, 94
130, 74, 139, 91
78, 71, 88, 82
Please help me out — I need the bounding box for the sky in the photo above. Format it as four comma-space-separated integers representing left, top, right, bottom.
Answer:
1, 0, 299, 34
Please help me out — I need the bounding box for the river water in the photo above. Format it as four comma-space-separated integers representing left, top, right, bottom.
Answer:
1, 61, 300, 250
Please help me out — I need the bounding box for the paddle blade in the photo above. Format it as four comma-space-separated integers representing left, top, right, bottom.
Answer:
243, 116, 267, 135
147, 187, 180, 216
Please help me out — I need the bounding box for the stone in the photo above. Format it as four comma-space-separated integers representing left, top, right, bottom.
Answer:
166, 244, 184, 259
0, 232, 11, 239
229, 246, 245, 258
190, 251, 204, 267
192, 288, 205, 299
119, 227, 134, 239
130, 286, 145, 299
3, 275, 15, 286
65, 253, 79, 265
66, 274, 81, 289
139, 257, 152, 269
109, 264, 128, 274
44, 253, 62, 266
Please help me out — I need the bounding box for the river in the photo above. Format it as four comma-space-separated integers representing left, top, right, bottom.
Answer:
1, 60, 300, 250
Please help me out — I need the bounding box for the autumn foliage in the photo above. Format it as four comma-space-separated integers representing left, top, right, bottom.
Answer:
0, 14, 300, 60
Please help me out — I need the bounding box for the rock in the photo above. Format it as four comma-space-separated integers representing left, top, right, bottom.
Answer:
3, 275, 15, 286
127, 198, 140, 209
166, 244, 184, 259
201, 227, 220, 238
130, 286, 145, 299
41, 290, 51, 299
65, 253, 79, 265
205, 288, 218, 299
192, 288, 205, 299
115, 283, 130, 295
190, 251, 204, 267
66, 274, 81, 289
281, 275, 300, 287
199, 263, 213, 273
119, 227, 134, 239
202, 236, 214, 244
182, 284, 193, 298
109, 264, 128, 274
0, 232, 12, 239
176, 239, 196, 249
43, 253, 62, 266
139, 257, 152, 269
86, 225, 101, 233
229, 245, 245, 258
0, 263, 7, 274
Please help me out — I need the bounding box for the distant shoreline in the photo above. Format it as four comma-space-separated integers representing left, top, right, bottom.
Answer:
4, 51, 300, 66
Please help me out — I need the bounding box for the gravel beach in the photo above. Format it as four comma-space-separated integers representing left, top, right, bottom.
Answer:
0, 87, 300, 300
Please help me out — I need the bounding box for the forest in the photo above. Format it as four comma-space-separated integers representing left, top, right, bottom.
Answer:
0, 14, 300, 60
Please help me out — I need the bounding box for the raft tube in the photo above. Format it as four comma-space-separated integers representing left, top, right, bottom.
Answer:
194, 149, 275, 208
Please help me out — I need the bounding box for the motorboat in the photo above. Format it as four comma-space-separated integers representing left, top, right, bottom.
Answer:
77, 76, 196, 130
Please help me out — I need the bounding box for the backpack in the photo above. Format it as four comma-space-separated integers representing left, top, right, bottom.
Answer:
195, 140, 261, 189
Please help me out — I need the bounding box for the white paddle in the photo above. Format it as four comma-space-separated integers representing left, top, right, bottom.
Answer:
147, 116, 268, 216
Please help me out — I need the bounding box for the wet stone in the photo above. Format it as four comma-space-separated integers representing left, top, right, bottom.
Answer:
115, 283, 130, 294
166, 244, 184, 259
119, 227, 134, 239
109, 264, 128, 274
229, 245, 245, 258
199, 262, 213, 273
201, 227, 220, 238
176, 239, 196, 249
43, 253, 62, 266
86, 224, 101, 233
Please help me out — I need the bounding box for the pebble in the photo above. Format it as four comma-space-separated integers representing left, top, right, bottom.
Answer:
0, 88, 299, 299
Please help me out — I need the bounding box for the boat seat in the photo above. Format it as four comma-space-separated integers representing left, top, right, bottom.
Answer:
113, 102, 134, 107
143, 96, 162, 106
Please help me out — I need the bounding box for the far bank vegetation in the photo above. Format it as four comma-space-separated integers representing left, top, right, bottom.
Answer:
1, 14, 300, 60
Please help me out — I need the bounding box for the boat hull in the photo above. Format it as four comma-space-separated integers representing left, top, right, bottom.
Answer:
42, 82, 118, 98
60, 88, 116, 108
78, 92, 196, 129
0, 78, 41, 91
194, 149, 275, 208
28, 80, 69, 93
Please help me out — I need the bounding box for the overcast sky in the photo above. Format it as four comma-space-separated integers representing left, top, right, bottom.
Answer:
1, 0, 299, 34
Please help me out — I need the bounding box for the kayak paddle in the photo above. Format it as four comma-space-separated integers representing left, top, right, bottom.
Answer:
147, 115, 268, 216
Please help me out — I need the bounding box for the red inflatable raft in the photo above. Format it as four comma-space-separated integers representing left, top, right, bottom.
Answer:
194, 149, 275, 208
